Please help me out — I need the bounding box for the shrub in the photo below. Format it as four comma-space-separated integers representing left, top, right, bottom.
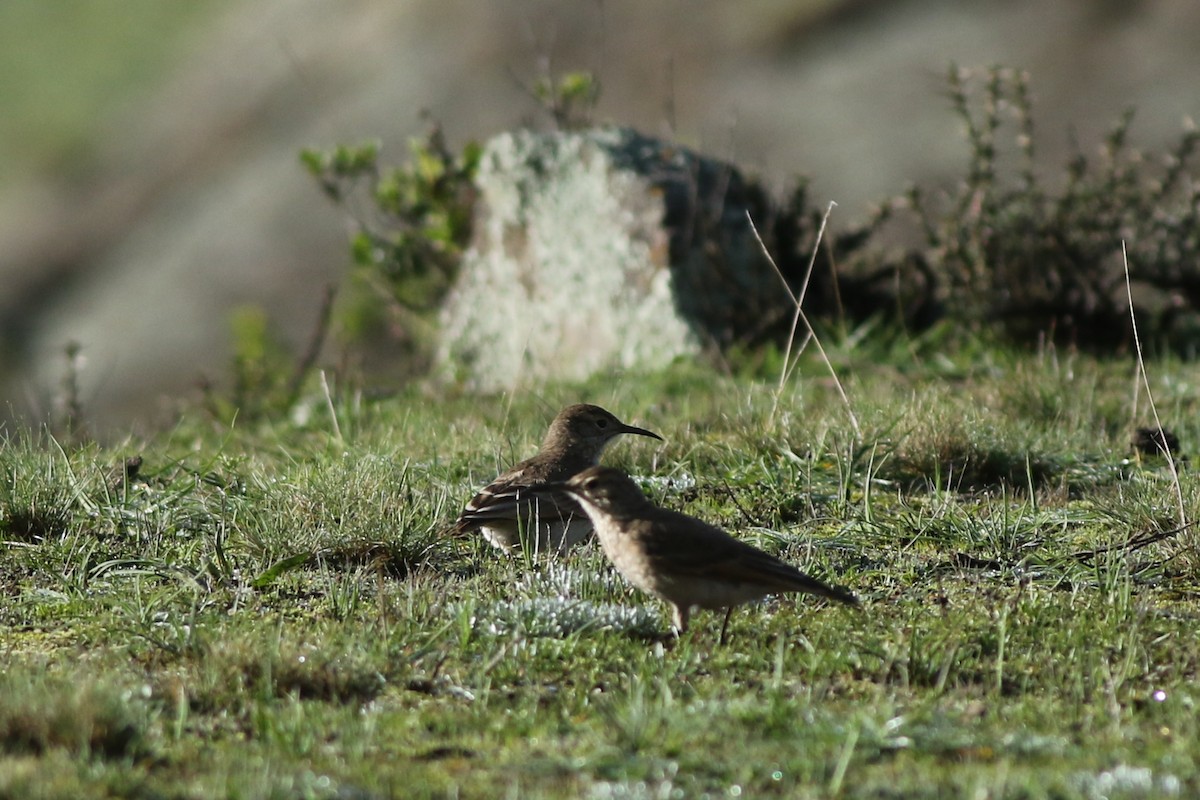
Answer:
893, 65, 1200, 349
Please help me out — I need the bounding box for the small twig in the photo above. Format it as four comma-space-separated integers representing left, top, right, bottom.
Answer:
1123, 241, 1186, 527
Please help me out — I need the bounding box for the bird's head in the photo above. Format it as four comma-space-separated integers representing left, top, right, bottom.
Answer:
552, 465, 651, 516
543, 404, 662, 460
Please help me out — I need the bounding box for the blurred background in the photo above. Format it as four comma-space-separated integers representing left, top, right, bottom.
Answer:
2, 0, 1198, 434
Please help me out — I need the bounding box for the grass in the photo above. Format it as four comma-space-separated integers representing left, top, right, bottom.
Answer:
2, 346, 1200, 798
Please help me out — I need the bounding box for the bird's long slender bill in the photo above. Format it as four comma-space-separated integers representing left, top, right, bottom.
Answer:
619, 424, 664, 441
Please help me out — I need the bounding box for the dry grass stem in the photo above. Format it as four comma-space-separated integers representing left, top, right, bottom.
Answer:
747, 206, 860, 437
1123, 241, 1186, 527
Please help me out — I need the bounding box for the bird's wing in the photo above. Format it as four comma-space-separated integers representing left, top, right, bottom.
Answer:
454, 467, 585, 531
715, 549, 858, 604
640, 511, 857, 605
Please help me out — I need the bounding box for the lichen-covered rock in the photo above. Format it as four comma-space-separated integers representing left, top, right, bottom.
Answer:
435, 127, 786, 390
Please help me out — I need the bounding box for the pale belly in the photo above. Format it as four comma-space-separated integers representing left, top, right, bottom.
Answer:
482, 518, 594, 554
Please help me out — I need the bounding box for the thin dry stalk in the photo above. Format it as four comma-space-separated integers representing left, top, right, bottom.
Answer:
1122, 241, 1186, 527
747, 207, 860, 437
320, 369, 343, 444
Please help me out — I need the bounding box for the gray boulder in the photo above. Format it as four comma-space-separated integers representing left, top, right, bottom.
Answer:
435, 128, 785, 390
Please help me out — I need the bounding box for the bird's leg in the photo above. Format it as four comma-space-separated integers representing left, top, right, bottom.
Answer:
672, 604, 690, 639
718, 607, 734, 646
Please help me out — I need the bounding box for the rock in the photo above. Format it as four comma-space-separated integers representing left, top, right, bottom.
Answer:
435, 127, 784, 390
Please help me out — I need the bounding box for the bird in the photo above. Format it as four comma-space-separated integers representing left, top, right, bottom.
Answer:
534, 466, 858, 643
453, 404, 663, 554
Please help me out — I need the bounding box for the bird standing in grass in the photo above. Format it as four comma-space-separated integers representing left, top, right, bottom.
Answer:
454, 404, 663, 554
535, 466, 858, 643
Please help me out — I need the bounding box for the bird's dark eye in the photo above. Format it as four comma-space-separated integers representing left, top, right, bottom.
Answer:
595, 418, 609, 428
584, 478, 601, 491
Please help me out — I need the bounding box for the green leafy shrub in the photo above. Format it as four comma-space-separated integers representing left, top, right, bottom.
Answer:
295, 126, 481, 401
301, 127, 480, 325
532, 70, 602, 130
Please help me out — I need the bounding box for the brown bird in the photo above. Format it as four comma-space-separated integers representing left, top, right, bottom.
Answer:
535, 466, 857, 642
454, 405, 663, 554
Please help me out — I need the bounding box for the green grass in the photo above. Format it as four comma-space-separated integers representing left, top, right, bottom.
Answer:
2, 346, 1199, 798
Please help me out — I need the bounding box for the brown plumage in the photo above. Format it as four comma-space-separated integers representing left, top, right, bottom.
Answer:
454, 405, 662, 554
538, 466, 858, 642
